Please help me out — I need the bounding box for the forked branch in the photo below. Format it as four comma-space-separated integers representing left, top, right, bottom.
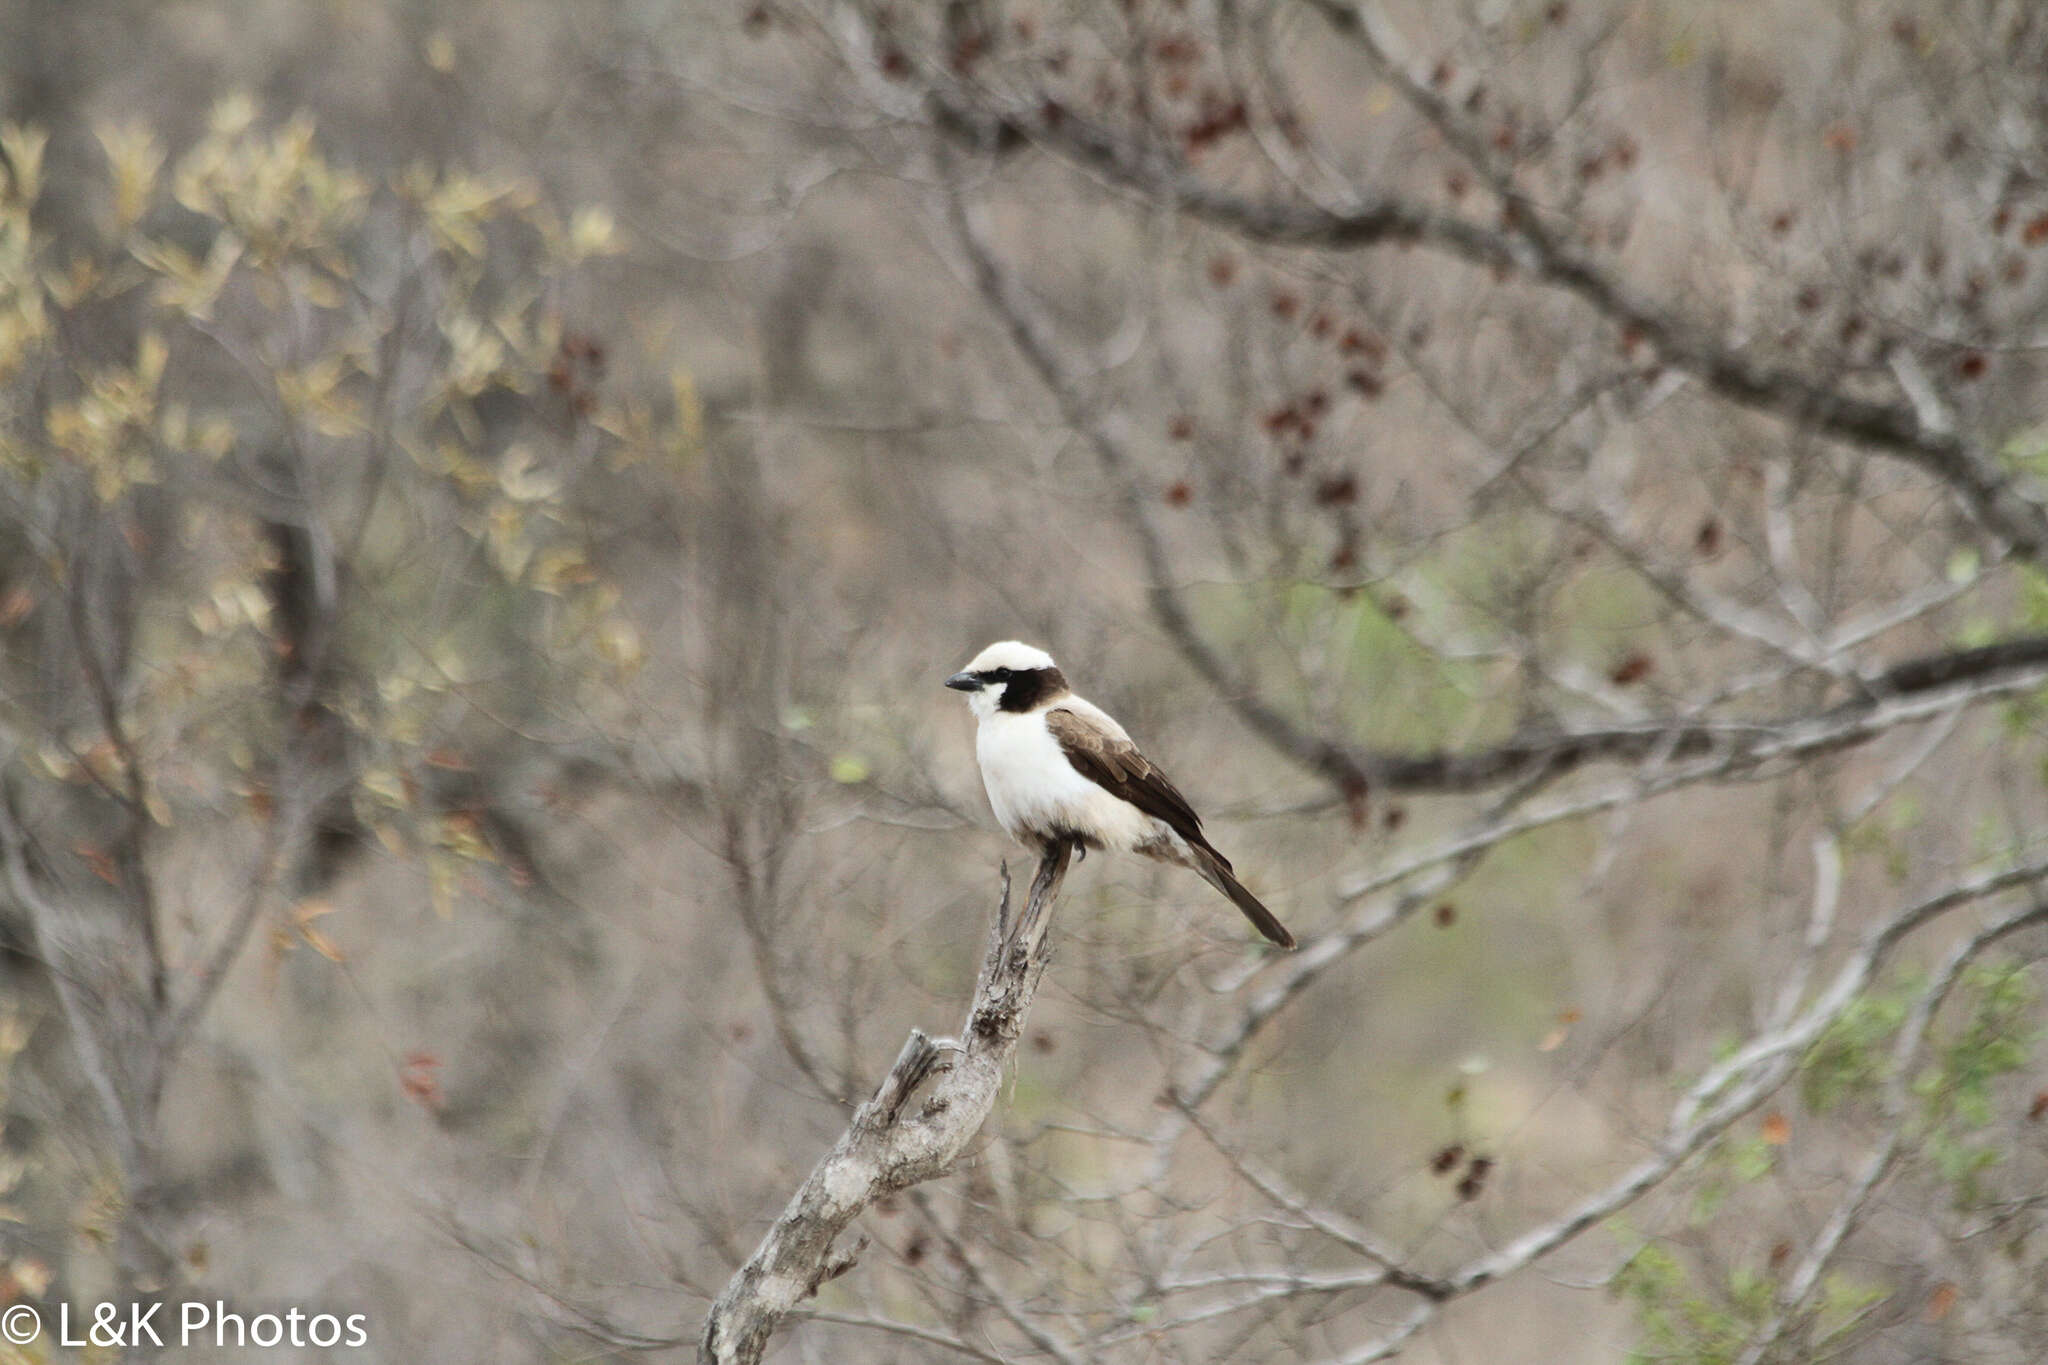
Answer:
698, 841, 1075, 1365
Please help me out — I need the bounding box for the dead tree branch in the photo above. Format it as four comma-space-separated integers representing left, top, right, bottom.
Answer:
937, 123, 2048, 804
1297, 0, 2048, 556
916, 5, 2048, 559
699, 842, 1075, 1365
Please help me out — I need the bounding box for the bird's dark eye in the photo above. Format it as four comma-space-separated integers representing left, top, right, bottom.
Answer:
981, 668, 1013, 683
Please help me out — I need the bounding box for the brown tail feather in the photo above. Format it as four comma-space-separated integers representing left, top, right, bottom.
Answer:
1190, 848, 1296, 949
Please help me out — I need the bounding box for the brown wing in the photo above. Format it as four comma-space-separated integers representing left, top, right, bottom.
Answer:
1044, 707, 1228, 869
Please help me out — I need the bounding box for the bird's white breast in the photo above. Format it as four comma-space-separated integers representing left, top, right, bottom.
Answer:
974, 706, 1162, 851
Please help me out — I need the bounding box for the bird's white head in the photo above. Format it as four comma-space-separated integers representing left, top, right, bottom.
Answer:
946, 640, 1066, 720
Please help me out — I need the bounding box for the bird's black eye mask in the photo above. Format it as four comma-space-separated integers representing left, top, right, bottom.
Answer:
946, 663, 1064, 708
995, 666, 1066, 711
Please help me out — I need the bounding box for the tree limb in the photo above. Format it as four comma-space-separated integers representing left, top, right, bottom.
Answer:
1356, 632, 2048, 795
699, 842, 1075, 1365
1295, 0, 2047, 555
933, 104, 2048, 806
917, 10, 2048, 557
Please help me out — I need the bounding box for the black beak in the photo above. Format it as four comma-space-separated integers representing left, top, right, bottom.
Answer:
945, 672, 981, 692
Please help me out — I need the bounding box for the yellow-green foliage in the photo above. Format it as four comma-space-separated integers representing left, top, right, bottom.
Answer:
1615, 1236, 1886, 1365
0, 97, 684, 895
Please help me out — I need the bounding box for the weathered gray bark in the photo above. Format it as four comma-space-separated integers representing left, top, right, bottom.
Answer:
699, 843, 1074, 1365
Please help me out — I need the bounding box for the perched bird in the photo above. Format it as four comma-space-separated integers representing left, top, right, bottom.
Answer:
947, 641, 1295, 949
